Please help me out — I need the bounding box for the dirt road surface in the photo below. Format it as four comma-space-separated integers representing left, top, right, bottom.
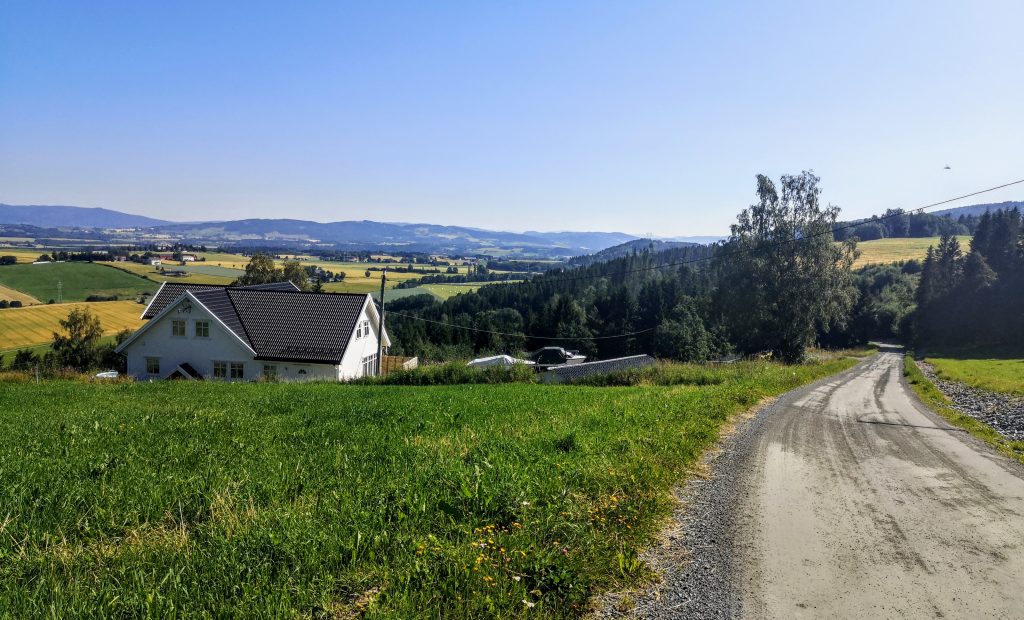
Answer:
618, 348, 1024, 619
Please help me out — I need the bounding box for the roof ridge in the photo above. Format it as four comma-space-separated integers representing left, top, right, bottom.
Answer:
223, 287, 256, 348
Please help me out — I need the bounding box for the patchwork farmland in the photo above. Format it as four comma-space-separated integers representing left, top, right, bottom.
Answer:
0, 300, 145, 353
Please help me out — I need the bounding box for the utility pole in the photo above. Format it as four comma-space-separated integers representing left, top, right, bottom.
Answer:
57, 280, 62, 304
376, 269, 386, 376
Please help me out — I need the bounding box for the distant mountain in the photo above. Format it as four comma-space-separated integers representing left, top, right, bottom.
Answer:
932, 201, 1024, 219
159, 219, 637, 256
0, 204, 170, 228
567, 238, 701, 267
0, 203, 641, 257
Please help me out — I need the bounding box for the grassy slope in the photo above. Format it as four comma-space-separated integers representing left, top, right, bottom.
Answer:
0, 358, 856, 618
0, 262, 157, 302
0, 300, 145, 352
903, 355, 1024, 466
852, 236, 971, 268
926, 354, 1024, 396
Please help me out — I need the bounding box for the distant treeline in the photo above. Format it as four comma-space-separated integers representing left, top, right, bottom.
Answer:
833, 209, 975, 241
395, 271, 521, 289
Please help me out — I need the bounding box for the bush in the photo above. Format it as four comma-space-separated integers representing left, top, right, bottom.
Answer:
9, 300, 22, 308
0, 300, 7, 309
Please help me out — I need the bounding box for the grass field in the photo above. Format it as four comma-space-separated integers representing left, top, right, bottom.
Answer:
852, 236, 971, 268
925, 352, 1024, 396
0, 262, 157, 302
904, 355, 1024, 466
0, 300, 146, 353
0, 357, 857, 617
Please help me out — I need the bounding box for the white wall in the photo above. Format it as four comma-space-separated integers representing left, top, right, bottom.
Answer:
338, 299, 382, 380
123, 296, 257, 380
123, 293, 385, 382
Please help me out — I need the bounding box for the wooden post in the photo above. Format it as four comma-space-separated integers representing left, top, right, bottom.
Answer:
376, 269, 386, 376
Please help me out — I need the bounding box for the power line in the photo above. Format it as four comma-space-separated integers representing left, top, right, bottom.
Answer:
388, 177, 1023, 340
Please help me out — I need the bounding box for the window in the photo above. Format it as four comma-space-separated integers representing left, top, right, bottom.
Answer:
263, 364, 277, 379
361, 353, 377, 377
195, 320, 210, 338
356, 319, 371, 339
171, 320, 186, 337
145, 357, 160, 375
230, 363, 244, 379
213, 361, 227, 379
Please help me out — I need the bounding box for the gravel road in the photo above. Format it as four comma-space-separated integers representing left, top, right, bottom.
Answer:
602, 347, 1024, 619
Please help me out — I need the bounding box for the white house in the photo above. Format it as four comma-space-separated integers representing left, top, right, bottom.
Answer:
116, 281, 390, 381
148, 258, 162, 266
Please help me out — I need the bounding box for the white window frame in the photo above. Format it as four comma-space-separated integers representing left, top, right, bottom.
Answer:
361, 353, 377, 377
229, 362, 244, 379
194, 320, 210, 338
145, 357, 160, 375
171, 319, 186, 337
213, 361, 227, 379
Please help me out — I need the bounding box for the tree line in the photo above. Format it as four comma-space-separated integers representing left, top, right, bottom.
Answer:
913, 208, 1023, 349
387, 172, 858, 363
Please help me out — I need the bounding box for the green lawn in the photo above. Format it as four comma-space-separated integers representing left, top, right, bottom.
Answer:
926, 353, 1024, 396
0, 357, 856, 617
904, 355, 1024, 465
0, 262, 157, 302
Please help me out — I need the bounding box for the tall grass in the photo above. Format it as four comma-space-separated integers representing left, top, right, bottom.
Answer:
0, 358, 856, 617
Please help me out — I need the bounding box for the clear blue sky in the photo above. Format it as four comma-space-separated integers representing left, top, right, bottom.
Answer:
2, 1, 1022, 235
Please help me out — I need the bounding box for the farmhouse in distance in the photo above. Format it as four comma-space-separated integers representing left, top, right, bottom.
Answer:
116, 281, 390, 381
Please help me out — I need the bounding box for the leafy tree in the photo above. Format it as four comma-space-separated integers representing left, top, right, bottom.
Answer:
282, 260, 310, 291
8, 349, 39, 372
715, 171, 857, 362
235, 254, 281, 285
51, 307, 104, 370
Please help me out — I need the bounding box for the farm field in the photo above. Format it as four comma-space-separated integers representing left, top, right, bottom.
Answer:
926, 352, 1024, 396
0, 357, 857, 617
852, 236, 971, 268
0, 283, 40, 305
0, 262, 157, 302
0, 248, 51, 263
0, 300, 145, 352
107, 261, 236, 285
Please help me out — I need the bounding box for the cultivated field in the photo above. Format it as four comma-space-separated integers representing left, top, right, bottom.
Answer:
0, 283, 40, 305
107, 261, 238, 285
0, 300, 145, 352
0, 358, 857, 617
0, 248, 51, 264
0, 262, 157, 302
852, 236, 972, 268
926, 353, 1024, 396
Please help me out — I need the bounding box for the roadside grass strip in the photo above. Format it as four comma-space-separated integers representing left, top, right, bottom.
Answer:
0, 357, 856, 617
926, 355, 1024, 397
903, 354, 1024, 466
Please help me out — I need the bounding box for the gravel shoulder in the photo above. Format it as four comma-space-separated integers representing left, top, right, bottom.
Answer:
918, 360, 1024, 441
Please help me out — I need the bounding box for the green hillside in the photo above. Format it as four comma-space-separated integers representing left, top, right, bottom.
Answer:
0, 357, 856, 617
0, 262, 156, 302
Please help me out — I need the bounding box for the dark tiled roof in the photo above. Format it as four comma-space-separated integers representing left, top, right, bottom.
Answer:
142, 281, 299, 319
226, 289, 367, 363
191, 288, 251, 347
540, 355, 657, 384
